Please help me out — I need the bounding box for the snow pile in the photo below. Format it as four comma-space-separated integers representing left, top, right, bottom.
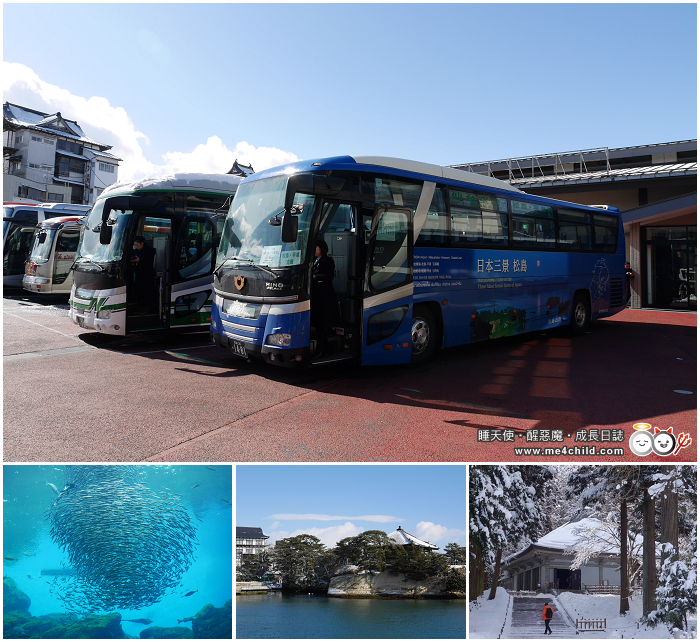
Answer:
557, 592, 681, 638
469, 587, 509, 639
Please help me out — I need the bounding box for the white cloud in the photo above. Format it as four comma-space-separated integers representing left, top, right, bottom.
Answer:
266, 514, 404, 523
414, 521, 466, 544
286, 522, 362, 548
2, 62, 299, 181
270, 521, 280, 530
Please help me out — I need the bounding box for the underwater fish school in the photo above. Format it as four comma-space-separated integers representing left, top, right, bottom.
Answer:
2, 465, 232, 639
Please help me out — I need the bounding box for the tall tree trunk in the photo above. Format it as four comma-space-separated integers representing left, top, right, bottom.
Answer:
488, 548, 502, 600
659, 466, 679, 566
642, 487, 657, 615
620, 498, 630, 614
469, 541, 485, 601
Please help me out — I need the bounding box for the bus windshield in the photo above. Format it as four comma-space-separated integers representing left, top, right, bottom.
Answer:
217, 175, 314, 269
28, 228, 58, 263
76, 200, 133, 264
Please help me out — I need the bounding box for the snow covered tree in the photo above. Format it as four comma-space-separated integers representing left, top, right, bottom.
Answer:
469, 465, 547, 601
646, 548, 697, 633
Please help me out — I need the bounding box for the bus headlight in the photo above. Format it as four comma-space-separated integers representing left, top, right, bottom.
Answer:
97, 310, 112, 319
266, 333, 291, 347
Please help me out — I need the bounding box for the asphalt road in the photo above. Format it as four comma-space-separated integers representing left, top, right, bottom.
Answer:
3, 289, 696, 463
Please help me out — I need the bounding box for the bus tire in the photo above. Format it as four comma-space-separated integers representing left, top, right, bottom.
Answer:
570, 292, 590, 336
411, 304, 437, 364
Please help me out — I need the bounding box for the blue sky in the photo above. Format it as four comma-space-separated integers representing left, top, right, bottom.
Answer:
3, 4, 696, 180
236, 465, 466, 550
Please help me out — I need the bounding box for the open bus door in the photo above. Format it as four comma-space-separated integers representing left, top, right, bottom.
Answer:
311, 200, 363, 362
126, 216, 172, 332
360, 204, 414, 366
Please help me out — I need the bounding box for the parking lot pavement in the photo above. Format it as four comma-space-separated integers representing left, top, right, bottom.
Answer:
3, 291, 696, 463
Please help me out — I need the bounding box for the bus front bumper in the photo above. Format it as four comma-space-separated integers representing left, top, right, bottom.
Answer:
210, 331, 309, 367
23, 275, 52, 293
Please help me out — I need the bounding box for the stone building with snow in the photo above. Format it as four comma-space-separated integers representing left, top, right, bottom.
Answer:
501, 515, 627, 593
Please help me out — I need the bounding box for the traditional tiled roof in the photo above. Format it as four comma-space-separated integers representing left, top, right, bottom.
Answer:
3, 102, 111, 150
236, 526, 268, 539
388, 527, 439, 550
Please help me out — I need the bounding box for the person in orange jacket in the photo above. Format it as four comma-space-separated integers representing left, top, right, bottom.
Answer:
542, 602, 554, 635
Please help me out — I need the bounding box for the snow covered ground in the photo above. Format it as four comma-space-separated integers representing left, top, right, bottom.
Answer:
469, 589, 697, 639
469, 587, 510, 639
558, 592, 696, 639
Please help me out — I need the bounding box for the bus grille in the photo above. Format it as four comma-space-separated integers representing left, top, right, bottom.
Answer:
610, 277, 624, 308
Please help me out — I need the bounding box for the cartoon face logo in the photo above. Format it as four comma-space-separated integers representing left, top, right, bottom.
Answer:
651, 428, 677, 457
629, 430, 654, 456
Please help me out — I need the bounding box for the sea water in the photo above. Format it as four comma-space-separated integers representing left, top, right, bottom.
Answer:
3, 465, 232, 639
236, 593, 467, 639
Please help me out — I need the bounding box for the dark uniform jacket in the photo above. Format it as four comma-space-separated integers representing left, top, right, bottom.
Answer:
311, 254, 339, 328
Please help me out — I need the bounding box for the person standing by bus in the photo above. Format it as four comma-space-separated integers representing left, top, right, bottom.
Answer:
310, 239, 339, 357
542, 602, 554, 635
130, 236, 156, 312
625, 261, 634, 306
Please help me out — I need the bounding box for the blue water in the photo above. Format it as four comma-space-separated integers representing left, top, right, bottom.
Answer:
3, 465, 232, 638
237, 593, 466, 639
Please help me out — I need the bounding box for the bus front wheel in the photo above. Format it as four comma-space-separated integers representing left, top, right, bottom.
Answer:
411, 305, 437, 364
570, 293, 590, 336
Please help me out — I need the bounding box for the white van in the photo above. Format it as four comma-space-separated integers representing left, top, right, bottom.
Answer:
23, 216, 86, 294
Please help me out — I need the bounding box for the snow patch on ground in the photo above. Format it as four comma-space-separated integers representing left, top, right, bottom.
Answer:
469, 587, 510, 639
557, 592, 682, 638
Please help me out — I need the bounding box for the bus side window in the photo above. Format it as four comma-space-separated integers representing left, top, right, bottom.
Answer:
558, 208, 592, 251
177, 218, 214, 279
416, 188, 447, 246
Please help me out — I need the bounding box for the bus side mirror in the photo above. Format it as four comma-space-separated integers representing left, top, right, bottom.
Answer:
99, 222, 113, 245
38, 231, 47, 244
281, 212, 298, 244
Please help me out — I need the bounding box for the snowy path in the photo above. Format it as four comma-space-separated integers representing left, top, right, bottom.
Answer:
504, 596, 576, 638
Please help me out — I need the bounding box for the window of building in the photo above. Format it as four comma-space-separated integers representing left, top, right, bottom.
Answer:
18, 185, 45, 201
44, 138, 55, 145
57, 139, 83, 155
98, 162, 115, 173
31, 136, 42, 143
57, 156, 86, 176
15, 135, 22, 144
47, 192, 63, 202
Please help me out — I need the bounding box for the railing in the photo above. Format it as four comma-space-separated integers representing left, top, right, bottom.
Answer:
583, 584, 620, 594
576, 618, 606, 632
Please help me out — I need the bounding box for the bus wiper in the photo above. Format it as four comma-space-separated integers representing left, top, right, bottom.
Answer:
74, 258, 105, 273
214, 256, 278, 279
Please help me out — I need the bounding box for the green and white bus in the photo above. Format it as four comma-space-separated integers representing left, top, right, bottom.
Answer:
69, 174, 243, 335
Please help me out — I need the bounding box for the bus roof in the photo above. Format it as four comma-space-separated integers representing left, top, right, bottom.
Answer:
38, 215, 85, 227
100, 173, 244, 199
245, 155, 525, 194
243, 155, 619, 215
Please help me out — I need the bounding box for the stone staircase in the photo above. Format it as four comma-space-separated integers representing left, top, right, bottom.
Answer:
506, 596, 575, 638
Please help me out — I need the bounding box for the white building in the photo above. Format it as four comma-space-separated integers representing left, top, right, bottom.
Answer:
236, 526, 269, 567
3, 102, 121, 205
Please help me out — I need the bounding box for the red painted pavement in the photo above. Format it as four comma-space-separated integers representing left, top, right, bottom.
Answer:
4, 298, 696, 463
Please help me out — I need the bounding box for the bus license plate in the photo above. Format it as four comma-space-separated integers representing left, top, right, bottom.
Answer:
230, 340, 247, 357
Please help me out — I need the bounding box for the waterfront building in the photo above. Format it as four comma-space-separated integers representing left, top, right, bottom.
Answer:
388, 526, 439, 551
3, 102, 121, 205
236, 526, 269, 567
454, 140, 697, 311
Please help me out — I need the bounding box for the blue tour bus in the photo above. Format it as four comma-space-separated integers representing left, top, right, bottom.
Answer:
210, 156, 626, 367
